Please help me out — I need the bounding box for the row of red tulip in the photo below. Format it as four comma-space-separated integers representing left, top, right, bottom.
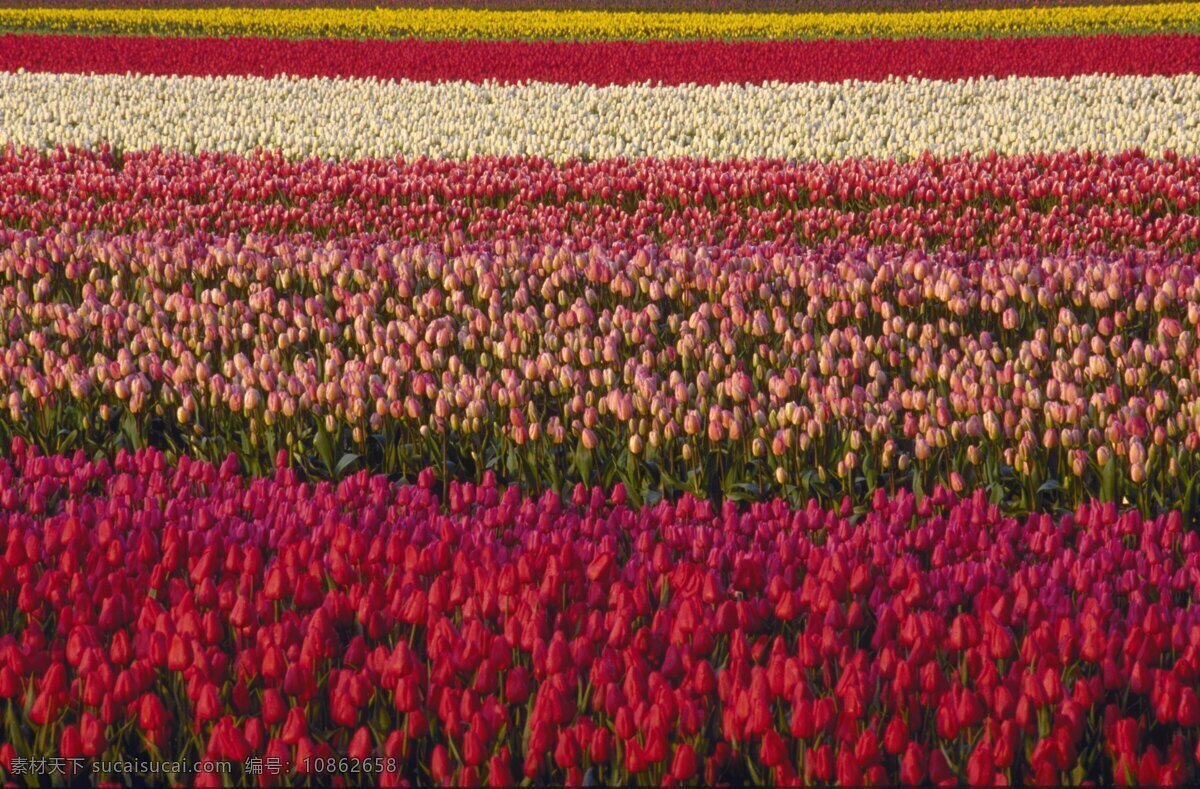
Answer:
2, 147, 1197, 254
2, 33, 1196, 85
1, 442, 1199, 785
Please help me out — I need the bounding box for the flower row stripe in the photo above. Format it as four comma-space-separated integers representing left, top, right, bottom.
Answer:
3, 32, 1198, 84
3, 444, 1198, 785
2, 148, 1196, 253
0, 3, 1197, 41
0, 0, 1184, 12
3, 70, 1198, 161
3, 219, 1200, 504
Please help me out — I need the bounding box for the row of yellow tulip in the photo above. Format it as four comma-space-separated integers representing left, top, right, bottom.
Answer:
0, 3, 1195, 41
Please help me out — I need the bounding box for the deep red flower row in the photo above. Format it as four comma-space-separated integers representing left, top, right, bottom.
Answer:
2, 147, 1199, 254
2, 443, 1200, 785
2, 32, 1197, 84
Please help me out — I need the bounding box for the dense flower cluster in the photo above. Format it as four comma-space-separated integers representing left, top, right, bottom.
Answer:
2, 148, 1198, 254
2, 0, 1197, 781
4, 70, 1200, 161
2, 445, 1200, 785
0, 0, 1176, 11
1, 3, 1195, 41
3, 32, 1198, 85
3, 223, 1200, 510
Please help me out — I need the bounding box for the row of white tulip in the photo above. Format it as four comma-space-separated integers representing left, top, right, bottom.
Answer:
1, 70, 1197, 161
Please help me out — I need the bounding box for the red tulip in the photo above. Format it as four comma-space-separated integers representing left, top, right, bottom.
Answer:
210, 717, 252, 763
0, 743, 16, 773
431, 744, 453, 783
262, 689, 287, 726
807, 743, 833, 783
167, 634, 191, 672
487, 753, 516, 787
884, 716, 908, 755
80, 711, 106, 757
625, 739, 646, 775
465, 727, 488, 767
348, 727, 373, 760
60, 724, 83, 760
505, 666, 531, 705
137, 692, 169, 732
1176, 688, 1200, 727
280, 707, 307, 745
590, 728, 612, 764
0, 666, 19, 699
900, 742, 926, 786
967, 739, 995, 786
195, 683, 221, 724
669, 743, 697, 781
836, 747, 864, 786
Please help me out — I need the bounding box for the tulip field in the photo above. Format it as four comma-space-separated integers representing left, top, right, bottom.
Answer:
4, 1, 1200, 788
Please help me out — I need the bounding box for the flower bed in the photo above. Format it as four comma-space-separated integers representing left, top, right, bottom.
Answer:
2, 444, 1199, 785
2, 0, 1198, 784
3, 32, 1199, 84
1, 148, 1198, 252
2, 224, 1200, 510
2, 71, 1199, 160
0, 3, 1196, 42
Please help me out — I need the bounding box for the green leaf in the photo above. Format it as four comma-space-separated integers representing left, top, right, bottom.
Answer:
314, 427, 334, 473
574, 441, 592, 483
1101, 456, 1118, 503
660, 465, 680, 490
1037, 478, 1063, 494
1185, 470, 1200, 531
864, 463, 878, 490
726, 482, 761, 502
545, 455, 562, 490
4, 701, 31, 758
57, 428, 79, 453
121, 409, 143, 450
335, 452, 360, 476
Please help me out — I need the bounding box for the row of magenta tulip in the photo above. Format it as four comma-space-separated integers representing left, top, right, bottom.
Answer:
1, 443, 1199, 785
1, 230, 1198, 510
2, 147, 1198, 254
1, 33, 1197, 85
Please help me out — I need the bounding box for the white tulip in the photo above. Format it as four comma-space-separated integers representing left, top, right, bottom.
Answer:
0, 71, 1196, 161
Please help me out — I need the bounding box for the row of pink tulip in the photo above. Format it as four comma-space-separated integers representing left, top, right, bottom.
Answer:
1, 443, 1198, 785
1, 147, 1198, 253
0, 230, 1196, 509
